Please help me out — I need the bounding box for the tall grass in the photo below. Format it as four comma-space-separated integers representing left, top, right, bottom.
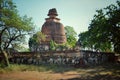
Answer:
0, 64, 74, 74
0, 64, 47, 73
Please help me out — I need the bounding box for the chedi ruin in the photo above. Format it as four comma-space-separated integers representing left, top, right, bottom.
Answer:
41, 8, 66, 45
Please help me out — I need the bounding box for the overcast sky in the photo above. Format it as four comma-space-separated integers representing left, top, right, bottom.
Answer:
13, 0, 117, 35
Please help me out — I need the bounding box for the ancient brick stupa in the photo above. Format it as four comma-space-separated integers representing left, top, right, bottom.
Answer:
41, 8, 66, 45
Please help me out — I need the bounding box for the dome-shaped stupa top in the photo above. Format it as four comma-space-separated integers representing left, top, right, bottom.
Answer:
47, 8, 58, 16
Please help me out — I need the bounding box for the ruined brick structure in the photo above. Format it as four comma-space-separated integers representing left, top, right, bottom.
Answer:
41, 8, 66, 45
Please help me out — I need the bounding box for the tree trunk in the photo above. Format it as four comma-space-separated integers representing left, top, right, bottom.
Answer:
0, 48, 10, 67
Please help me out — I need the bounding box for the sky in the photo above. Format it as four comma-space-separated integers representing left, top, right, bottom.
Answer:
12, 0, 118, 36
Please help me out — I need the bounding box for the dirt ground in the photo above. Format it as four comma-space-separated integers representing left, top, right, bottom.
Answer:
0, 71, 81, 80
0, 64, 120, 80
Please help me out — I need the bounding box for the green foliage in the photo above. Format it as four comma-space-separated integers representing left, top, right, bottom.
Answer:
0, 0, 35, 50
55, 43, 69, 51
49, 25, 78, 51
0, 0, 35, 66
36, 31, 46, 44
65, 26, 77, 48
49, 40, 56, 51
78, 31, 92, 49
28, 31, 46, 51
12, 43, 30, 52
49, 40, 70, 51
78, 1, 120, 53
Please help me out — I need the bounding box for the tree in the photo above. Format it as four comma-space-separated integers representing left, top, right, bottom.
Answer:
88, 9, 112, 52
0, 0, 35, 66
65, 26, 77, 48
105, 1, 120, 53
78, 1, 120, 53
29, 31, 46, 52
78, 31, 93, 50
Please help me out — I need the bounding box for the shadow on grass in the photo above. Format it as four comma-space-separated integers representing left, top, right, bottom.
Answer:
60, 63, 120, 80
37, 64, 76, 73
0, 63, 120, 79
63, 74, 120, 80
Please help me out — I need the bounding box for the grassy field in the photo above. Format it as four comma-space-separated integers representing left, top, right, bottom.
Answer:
0, 63, 120, 80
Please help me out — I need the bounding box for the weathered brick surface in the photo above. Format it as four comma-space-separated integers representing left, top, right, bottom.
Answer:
41, 8, 66, 44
